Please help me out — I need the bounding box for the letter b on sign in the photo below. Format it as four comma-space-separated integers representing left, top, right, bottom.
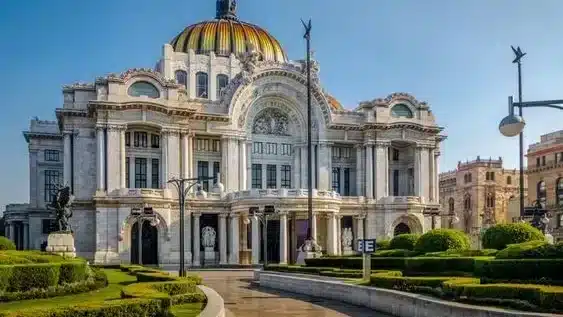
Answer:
357, 239, 376, 254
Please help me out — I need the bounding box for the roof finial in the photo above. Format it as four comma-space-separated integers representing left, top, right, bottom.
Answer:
216, 0, 238, 20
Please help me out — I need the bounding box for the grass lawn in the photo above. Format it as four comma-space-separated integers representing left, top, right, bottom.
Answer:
0, 269, 138, 311
170, 302, 206, 316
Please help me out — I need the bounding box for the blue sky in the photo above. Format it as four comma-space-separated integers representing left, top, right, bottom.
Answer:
0, 0, 562, 209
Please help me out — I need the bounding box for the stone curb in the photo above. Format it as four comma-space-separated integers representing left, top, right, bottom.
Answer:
256, 270, 558, 317
197, 285, 225, 317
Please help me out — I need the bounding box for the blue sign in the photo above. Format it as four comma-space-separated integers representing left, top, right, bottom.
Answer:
357, 239, 376, 253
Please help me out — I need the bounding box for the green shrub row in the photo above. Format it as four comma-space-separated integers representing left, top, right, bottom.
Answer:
414, 229, 471, 253
482, 223, 545, 250
267, 264, 400, 279
0, 238, 15, 251
0, 268, 107, 302
0, 260, 88, 292
477, 259, 563, 285
371, 271, 563, 313
0, 251, 67, 264
373, 249, 419, 258
389, 234, 419, 251
496, 241, 563, 259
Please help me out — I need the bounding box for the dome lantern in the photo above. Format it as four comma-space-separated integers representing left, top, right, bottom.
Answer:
216, 0, 238, 20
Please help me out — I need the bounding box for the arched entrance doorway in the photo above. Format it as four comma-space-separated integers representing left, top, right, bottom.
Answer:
394, 223, 411, 236
131, 221, 158, 265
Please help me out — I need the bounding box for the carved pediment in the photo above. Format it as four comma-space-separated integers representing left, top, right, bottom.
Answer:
252, 108, 290, 136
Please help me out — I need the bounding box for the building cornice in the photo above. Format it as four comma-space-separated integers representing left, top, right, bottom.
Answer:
23, 131, 63, 143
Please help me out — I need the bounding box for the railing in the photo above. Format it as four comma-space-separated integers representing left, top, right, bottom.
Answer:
124, 188, 164, 198
230, 189, 341, 200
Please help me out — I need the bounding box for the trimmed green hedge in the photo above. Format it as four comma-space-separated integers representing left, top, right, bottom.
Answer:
376, 239, 391, 250
482, 223, 545, 250
0, 260, 89, 292
420, 249, 498, 257
476, 259, 563, 285
373, 249, 419, 258
0, 251, 67, 264
389, 234, 419, 251
414, 229, 470, 253
496, 241, 563, 259
0, 238, 15, 251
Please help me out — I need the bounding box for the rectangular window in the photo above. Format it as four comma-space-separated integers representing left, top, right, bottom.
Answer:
134, 132, 148, 148
134, 158, 147, 188
560, 152, 563, 162
44, 170, 61, 202
197, 161, 209, 191
332, 167, 341, 193
151, 159, 159, 189
542, 156, 546, 166
252, 142, 263, 154
151, 134, 160, 148
265, 143, 277, 155
213, 162, 220, 181
266, 165, 277, 188
393, 149, 400, 161
393, 169, 400, 196
252, 164, 262, 189
42, 219, 55, 235
44, 150, 60, 162
125, 132, 130, 147
281, 144, 292, 156
491, 172, 495, 181
537, 157, 541, 167
125, 157, 130, 188
344, 168, 350, 196
281, 165, 291, 188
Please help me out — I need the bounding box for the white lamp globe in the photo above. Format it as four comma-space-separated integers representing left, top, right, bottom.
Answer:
499, 115, 526, 137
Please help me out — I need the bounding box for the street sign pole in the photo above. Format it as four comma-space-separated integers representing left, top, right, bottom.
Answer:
358, 239, 376, 281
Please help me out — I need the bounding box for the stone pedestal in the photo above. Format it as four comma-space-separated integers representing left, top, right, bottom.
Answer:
545, 233, 555, 244
204, 247, 215, 262
46, 232, 76, 258
296, 240, 322, 265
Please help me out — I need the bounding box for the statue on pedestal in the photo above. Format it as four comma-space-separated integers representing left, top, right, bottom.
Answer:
201, 226, 217, 263
341, 227, 354, 254
46, 185, 76, 258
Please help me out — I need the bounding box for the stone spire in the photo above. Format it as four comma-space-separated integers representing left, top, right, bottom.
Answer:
216, 0, 238, 20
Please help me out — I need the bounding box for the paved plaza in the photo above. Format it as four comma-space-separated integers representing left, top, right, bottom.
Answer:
191, 270, 392, 317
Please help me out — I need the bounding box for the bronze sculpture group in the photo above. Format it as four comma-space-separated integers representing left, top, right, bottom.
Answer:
47, 185, 74, 233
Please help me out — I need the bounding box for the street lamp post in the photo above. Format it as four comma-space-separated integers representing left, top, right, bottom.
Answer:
168, 176, 215, 277
130, 205, 159, 266
250, 206, 278, 267
499, 46, 563, 217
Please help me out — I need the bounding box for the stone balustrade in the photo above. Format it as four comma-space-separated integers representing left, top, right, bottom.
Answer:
230, 188, 341, 200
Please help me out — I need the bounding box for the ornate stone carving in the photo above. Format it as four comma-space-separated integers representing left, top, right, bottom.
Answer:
201, 226, 216, 249
341, 227, 353, 251
252, 108, 290, 136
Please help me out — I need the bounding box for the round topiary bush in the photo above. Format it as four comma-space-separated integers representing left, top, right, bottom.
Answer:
389, 234, 420, 251
414, 229, 471, 253
482, 223, 545, 250
0, 236, 16, 250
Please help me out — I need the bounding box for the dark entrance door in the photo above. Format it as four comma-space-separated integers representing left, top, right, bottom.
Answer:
260, 219, 280, 263
131, 221, 159, 265
393, 223, 411, 236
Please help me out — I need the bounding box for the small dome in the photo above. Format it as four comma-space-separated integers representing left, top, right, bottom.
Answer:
170, 1, 287, 63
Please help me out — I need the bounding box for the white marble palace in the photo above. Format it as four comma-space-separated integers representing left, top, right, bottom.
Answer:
5, 1, 446, 266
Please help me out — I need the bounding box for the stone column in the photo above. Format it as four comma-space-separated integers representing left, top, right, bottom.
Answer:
218, 214, 228, 265
434, 151, 440, 202
4, 224, 10, 241
229, 214, 240, 264
414, 146, 421, 196
326, 214, 338, 256
311, 212, 318, 241
429, 148, 435, 202
365, 144, 374, 199
355, 145, 363, 196
188, 134, 194, 183
96, 127, 105, 191
317, 144, 330, 191
9, 223, 15, 242
279, 211, 288, 264
246, 142, 252, 190
300, 146, 308, 188
161, 131, 169, 189
120, 129, 127, 189
129, 155, 135, 188
185, 211, 192, 264
192, 213, 201, 267
354, 215, 365, 251
293, 146, 300, 189
419, 146, 430, 200
221, 138, 228, 189
239, 139, 247, 190
375, 142, 389, 199
251, 215, 260, 264
181, 132, 189, 179
63, 131, 72, 187
23, 223, 28, 250
336, 215, 342, 255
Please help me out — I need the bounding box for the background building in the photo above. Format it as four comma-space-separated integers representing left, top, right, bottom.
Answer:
4, 0, 445, 265
526, 130, 563, 242
439, 156, 524, 246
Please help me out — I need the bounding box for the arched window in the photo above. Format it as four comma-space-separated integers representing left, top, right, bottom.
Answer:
486, 193, 495, 208
128, 81, 160, 99
507, 176, 512, 185
390, 104, 414, 118
216, 74, 229, 99
175, 70, 187, 88
537, 180, 547, 204
448, 198, 455, 213
464, 195, 471, 210
196, 72, 208, 98
556, 178, 563, 207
